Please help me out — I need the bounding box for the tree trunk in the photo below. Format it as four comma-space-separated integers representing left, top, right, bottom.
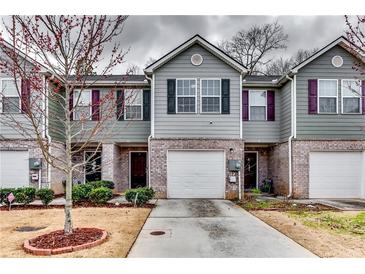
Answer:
64, 169, 73, 234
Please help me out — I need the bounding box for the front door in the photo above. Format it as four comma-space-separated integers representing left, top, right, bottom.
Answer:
85, 151, 102, 182
130, 152, 147, 188
244, 152, 257, 189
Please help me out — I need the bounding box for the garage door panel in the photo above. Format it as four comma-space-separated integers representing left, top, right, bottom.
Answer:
0, 151, 29, 188
167, 150, 225, 199
309, 152, 363, 199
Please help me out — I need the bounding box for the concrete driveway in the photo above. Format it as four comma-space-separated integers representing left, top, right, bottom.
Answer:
128, 199, 315, 258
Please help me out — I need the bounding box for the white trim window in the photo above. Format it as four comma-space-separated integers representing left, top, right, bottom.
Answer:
318, 79, 338, 114
0, 78, 21, 113
341, 79, 361, 114
249, 90, 267, 121
201, 79, 221, 113
124, 89, 143, 120
176, 79, 197, 113
74, 89, 92, 120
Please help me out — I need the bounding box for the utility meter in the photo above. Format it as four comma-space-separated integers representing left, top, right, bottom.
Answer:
228, 160, 241, 171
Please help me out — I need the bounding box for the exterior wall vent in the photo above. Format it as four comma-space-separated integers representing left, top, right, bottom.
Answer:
331, 55, 343, 68
191, 54, 203, 66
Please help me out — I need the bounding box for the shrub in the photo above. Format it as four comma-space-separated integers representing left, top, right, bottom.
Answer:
89, 187, 113, 204
0, 188, 16, 204
88, 180, 115, 190
36, 188, 55, 206
14, 187, 36, 205
125, 187, 155, 206
72, 184, 93, 203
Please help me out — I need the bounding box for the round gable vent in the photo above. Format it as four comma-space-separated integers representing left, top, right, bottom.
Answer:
191, 54, 203, 66
332, 55, 343, 68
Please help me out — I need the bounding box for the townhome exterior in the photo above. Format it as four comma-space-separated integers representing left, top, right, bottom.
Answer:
1, 34, 364, 200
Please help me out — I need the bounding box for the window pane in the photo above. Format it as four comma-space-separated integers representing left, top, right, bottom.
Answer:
343, 98, 360, 113
2, 80, 18, 96
2, 97, 20, 113
202, 97, 220, 113
342, 80, 361, 97
202, 79, 220, 96
319, 98, 337, 113
250, 91, 266, 106
250, 106, 266, 120
319, 80, 337, 97
177, 97, 195, 113
177, 80, 196, 96
125, 90, 142, 105
125, 105, 142, 120
74, 106, 90, 120
74, 90, 90, 106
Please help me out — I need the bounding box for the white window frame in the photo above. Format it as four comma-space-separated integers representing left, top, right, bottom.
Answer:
175, 78, 197, 114
73, 89, 92, 121
0, 78, 22, 114
200, 78, 221, 114
341, 79, 362, 115
124, 89, 143, 121
317, 79, 338, 114
248, 90, 267, 121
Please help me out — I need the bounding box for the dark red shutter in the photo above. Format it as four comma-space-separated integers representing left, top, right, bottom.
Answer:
308, 79, 318, 114
92, 90, 100, 121
69, 91, 73, 121
21, 79, 30, 113
362, 80, 365, 114
267, 90, 275, 121
242, 90, 249, 121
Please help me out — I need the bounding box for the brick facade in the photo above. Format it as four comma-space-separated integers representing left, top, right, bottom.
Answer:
268, 142, 289, 195
292, 140, 365, 198
149, 138, 245, 199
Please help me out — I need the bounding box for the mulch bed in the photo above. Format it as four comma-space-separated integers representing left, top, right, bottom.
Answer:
29, 228, 103, 249
0, 202, 154, 211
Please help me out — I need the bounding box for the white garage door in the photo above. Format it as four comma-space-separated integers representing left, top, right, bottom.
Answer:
0, 150, 29, 188
167, 150, 225, 198
309, 152, 364, 198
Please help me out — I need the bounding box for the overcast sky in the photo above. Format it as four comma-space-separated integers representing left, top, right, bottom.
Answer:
117, 15, 346, 74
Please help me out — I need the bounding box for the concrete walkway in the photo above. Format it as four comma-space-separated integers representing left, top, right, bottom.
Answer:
128, 199, 316, 258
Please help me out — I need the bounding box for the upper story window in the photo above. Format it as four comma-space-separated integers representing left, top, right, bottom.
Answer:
318, 79, 338, 114
341, 79, 361, 114
176, 79, 196, 113
249, 90, 266, 121
201, 79, 221, 113
1, 78, 20, 113
74, 90, 91, 120
125, 89, 143, 120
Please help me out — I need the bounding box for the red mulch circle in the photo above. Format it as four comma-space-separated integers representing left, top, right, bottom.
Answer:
23, 228, 108, 256
30, 228, 103, 249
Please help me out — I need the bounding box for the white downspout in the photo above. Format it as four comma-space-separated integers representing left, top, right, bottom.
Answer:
239, 72, 244, 200
145, 74, 154, 188
286, 74, 295, 198
44, 75, 52, 189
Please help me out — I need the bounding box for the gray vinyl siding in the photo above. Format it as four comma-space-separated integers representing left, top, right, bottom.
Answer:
71, 88, 150, 143
48, 88, 66, 142
242, 88, 281, 143
296, 45, 365, 140
280, 81, 292, 141
153, 44, 241, 138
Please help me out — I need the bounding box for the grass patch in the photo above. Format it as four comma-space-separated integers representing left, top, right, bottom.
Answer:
288, 211, 365, 237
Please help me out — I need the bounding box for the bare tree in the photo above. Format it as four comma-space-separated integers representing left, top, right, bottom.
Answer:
265, 48, 318, 75
144, 57, 156, 68
125, 63, 140, 75
0, 15, 129, 234
218, 21, 288, 75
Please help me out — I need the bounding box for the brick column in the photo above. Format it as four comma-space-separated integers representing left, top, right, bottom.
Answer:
102, 143, 122, 191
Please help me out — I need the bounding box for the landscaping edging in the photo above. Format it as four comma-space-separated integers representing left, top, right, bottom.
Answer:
23, 228, 108, 256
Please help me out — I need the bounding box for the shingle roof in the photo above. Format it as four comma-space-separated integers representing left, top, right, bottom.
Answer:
243, 75, 281, 82
67, 74, 147, 82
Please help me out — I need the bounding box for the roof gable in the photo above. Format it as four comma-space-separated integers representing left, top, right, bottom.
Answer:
144, 34, 247, 74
